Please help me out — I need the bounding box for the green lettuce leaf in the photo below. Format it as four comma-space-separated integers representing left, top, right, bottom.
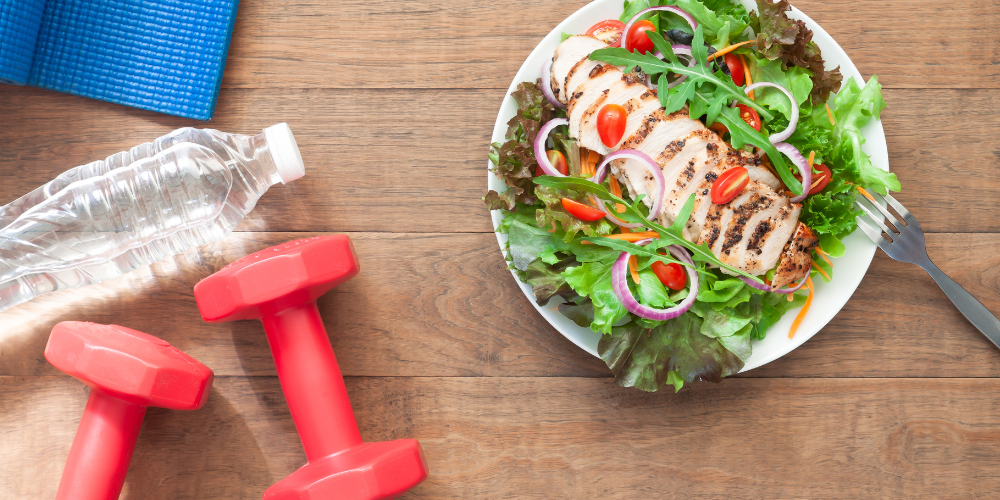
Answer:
563, 261, 629, 334
749, 0, 843, 104
829, 75, 899, 194
598, 314, 745, 392
746, 55, 813, 119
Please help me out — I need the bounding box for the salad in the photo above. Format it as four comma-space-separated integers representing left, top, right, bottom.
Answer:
486, 0, 898, 392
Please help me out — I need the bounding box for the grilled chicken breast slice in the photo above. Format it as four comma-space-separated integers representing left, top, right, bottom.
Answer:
549, 34, 814, 278
771, 223, 819, 288
552, 36, 608, 105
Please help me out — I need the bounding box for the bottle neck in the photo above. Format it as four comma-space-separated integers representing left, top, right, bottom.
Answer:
247, 132, 285, 187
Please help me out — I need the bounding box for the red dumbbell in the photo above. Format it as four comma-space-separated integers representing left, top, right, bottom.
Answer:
193, 235, 428, 500
45, 322, 214, 500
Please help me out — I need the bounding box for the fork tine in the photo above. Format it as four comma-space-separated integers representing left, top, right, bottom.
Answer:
854, 200, 895, 235
883, 193, 917, 225
855, 215, 893, 253
863, 191, 905, 231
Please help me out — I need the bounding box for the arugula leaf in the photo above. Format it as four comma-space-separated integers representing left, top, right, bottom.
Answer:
534, 175, 764, 281
592, 29, 772, 119
708, 97, 803, 194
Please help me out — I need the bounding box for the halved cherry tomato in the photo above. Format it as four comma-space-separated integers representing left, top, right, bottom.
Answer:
561, 198, 606, 221
795, 163, 832, 196
586, 20, 625, 47
735, 104, 761, 131
724, 53, 745, 86
652, 260, 687, 290
711, 166, 750, 204
625, 20, 656, 54
536, 150, 568, 177
597, 104, 627, 148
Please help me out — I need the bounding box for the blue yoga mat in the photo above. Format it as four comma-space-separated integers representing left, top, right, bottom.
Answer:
0, 0, 239, 120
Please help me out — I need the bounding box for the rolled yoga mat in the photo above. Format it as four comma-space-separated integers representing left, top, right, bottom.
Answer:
0, 0, 239, 120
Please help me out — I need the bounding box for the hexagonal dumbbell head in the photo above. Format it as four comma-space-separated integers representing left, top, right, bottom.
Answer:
45, 322, 213, 410
265, 440, 428, 500
194, 235, 360, 322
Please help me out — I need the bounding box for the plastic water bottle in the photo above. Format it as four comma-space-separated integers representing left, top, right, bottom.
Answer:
0, 123, 305, 313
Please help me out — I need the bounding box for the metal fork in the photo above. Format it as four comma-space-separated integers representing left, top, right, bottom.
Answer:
855, 192, 1000, 349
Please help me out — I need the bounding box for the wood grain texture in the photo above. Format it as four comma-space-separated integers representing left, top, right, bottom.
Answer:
5, 376, 1000, 500
219, 0, 1000, 90
1, 232, 998, 379
2, 0, 999, 497
0, 87, 998, 233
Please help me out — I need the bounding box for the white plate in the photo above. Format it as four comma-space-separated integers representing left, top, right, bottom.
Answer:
488, 0, 888, 372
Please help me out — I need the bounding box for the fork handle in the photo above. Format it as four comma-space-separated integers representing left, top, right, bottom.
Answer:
922, 261, 1000, 350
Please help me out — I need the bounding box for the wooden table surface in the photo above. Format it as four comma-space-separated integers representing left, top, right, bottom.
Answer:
3, 0, 1000, 498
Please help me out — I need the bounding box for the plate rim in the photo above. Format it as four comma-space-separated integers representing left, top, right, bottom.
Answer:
487, 0, 887, 372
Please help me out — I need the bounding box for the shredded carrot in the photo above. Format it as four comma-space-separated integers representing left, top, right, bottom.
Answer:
814, 247, 833, 267
739, 54, 754, 100
787, 292, 794, 301
581, 231, 659, 244
807, 150, 815, 170
809, 176, 825, 191
811, 261, 831, 280
608, 175, 630, 232
825, 103, 836, 126
855, 185, 875, 203
629, 255, 641, 283
549, 221, 557, 233
710, 40, 756, 60
788, 276, 814, 339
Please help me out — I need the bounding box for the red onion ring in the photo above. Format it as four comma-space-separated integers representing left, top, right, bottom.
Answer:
623, 7, 698, 52
589, 149, 665, 217
739, 275, 807, 294
590, 194, 645, 229
612, 242, 700, 321
534, 119, 569, 177
773, 142, 811, 203
540, 57, 566, 109
745, 82, 797, 143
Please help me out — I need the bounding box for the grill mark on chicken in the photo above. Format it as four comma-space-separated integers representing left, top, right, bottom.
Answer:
564, 58, 591, 106
588, 63, 612, 79
720, 193, 774, 254
746, 220, 772, 253
771, 222, 819, 288
620, 113, 663, 149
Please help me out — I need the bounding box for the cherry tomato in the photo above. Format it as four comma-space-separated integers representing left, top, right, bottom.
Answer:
724, 54, 745, 86
586, 20, 625, 47
652, 260, 687, 290
561, 198, 606, 221
536, 150, 568, 177
597, 104, 627, 148
795, 163, 832, 196
711, 166, 750, 205
625, 20, 656, 54
736, 104, 761, 131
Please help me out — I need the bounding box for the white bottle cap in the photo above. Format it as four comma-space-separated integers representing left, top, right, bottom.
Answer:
263, 123, 305, 184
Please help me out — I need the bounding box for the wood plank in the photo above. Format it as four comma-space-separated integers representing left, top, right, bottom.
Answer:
2, 232, 999, 380
219, 0, 1000, 90
5, 376, 1000, 499
0, 87, 997, 233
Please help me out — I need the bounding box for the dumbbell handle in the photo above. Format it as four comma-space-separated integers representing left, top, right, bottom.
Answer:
56, 390, 146, 500
261, 300, 363, 461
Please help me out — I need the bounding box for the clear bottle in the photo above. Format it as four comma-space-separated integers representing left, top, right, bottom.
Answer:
0, 123, 304, 313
